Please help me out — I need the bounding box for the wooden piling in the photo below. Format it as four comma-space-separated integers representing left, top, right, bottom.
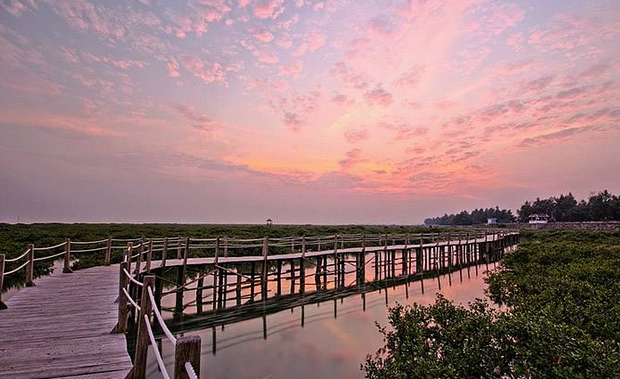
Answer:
174, 335, 201, 379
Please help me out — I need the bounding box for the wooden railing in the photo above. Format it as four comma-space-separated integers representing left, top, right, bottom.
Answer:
118, 247, 200, 379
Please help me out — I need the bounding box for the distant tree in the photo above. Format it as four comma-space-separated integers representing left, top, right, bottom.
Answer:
427, 190, 620, 225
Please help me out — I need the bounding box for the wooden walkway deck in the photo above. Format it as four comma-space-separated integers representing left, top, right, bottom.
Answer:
0, 266, 132, 379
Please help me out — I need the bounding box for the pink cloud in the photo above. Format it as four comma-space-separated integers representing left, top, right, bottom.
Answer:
379, 122, 427, 140
280, 60, 303, 75
181, 57, 229, 84
339, 148, 367, 170
238, 0, 251, 9
294, 30, 326, 56
283, 112, 303, 131
364, 85, 393, 107
170, 103, 219, 131
253, 0, 284, 19
344, 128, 369, 144
394, 66, 425, 88
257, 51, 278, 64
165, 60, 180, 77
253, 28, 274, 42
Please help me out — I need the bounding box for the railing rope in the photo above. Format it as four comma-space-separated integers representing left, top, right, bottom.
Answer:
174, 335, 201, 379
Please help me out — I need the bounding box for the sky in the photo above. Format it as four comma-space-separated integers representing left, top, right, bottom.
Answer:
0, 0, 619, 224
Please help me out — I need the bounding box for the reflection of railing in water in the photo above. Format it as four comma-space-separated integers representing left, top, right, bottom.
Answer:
149, 242, 515, 350
147, 231, 518, 318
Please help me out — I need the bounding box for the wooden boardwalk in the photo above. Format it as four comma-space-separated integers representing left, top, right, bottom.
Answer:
0, 230, 519, 379
0, 266, 132, 379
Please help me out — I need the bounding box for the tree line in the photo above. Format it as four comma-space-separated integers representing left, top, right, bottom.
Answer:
424, 190, 620, 225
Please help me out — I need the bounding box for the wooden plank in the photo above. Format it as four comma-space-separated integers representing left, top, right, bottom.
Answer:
0, 266, 132, 379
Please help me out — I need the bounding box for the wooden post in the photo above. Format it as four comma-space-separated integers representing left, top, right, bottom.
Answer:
177, 236, 182, 260
300, 236, 306, 293
116, 260, 130, 333
104, 237, 112, 266
261, 237, 268, 299
126, 243, 133, 274
133, 275, 155, 379
359, 234, 366, 285
162, 237, 168, 269
333, 235, 338, 286
134, 236, 144, 274
145, 239, 152, 273
0, 254, 6, 309
26, 244, 34, 287
174, 335, 201, 379
213, 237, 220, 311
224, 236, 228, 258
63, 239, 72, 273
182, 237, 190, 280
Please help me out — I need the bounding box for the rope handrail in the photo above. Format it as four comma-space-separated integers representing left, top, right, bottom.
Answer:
33, 250, 66, 262
123, 268, 144, 287
5, 249, 30, 263
71, 246, 108, 254
4, 260, 29, 276
147, 286, 177, 345
122, 287, 140, 310
184, 362, 198, 379
33, 241, 68, 251
70, 239, 109, 245
144, 314, 172, 379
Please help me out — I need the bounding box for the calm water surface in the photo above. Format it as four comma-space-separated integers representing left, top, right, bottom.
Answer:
147, 263, 496, 379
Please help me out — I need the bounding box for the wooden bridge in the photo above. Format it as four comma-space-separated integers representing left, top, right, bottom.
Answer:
0, 230, 519, 379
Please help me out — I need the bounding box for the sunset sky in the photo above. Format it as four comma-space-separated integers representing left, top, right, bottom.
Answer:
1, 0, 619, 223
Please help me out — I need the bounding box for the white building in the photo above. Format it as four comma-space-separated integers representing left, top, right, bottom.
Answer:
528, 214, 550, 224
487, 218, 498, 224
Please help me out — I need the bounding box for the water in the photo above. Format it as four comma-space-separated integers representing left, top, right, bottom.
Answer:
146, 261, 497, 379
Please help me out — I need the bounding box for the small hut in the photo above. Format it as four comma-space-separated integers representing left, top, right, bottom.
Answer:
266, 218, 273, 226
